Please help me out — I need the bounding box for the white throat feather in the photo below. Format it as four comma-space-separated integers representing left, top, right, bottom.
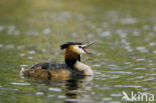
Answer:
74, 61, 93, 75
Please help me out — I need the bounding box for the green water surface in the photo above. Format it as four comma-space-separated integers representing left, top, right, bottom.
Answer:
0, 0, 156, 103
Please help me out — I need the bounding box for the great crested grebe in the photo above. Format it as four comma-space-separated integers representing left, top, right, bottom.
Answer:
21, 41, 96, 80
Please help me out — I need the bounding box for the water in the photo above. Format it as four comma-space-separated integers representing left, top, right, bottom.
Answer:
0, 0, 156, 103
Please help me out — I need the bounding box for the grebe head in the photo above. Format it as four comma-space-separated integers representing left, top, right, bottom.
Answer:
60, 41, 96, 54
60, 41, 96, 66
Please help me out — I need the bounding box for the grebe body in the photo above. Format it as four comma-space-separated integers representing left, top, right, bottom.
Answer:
21, 41, 95, 80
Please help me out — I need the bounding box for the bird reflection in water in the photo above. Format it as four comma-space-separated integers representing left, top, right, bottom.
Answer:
23, 75, 93, 103
64, 76, 93, 103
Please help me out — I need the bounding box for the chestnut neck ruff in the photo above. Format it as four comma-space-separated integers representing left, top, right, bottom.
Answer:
65, 46, 81, 67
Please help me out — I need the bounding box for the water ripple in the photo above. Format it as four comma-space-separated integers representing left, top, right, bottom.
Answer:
65, 99, 79, 102
35, 92, 44, 95
111, 93, 122, 97
48, 88, 61, 92
43, 28, 51, 35
109, 101, 120, 103
104, 71, 133, 74
133, 67, 146, 70
102, 97, 112, 101
10, 82, 31, 86
0, 44, 3, 48
28, 51, 36, 54
114, 85, 142, 88
120, 17, 138, 24
0, 25, 4, 31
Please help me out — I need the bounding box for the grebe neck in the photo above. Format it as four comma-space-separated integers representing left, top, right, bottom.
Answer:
64, 49, 93, 75
65, 49, 80, 67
